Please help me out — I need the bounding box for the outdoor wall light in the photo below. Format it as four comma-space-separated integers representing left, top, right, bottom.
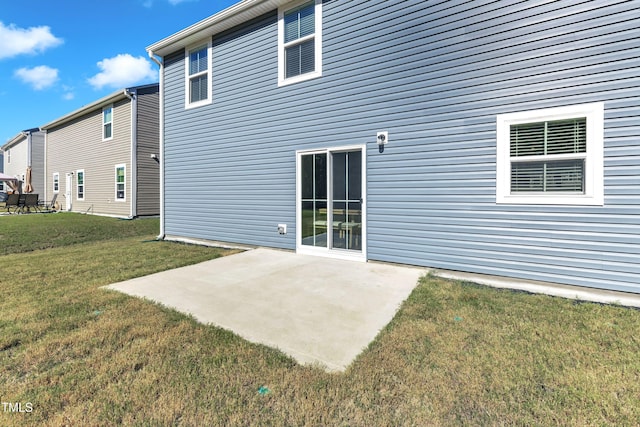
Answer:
377, 131, 388, 153
150, 153, 160, 163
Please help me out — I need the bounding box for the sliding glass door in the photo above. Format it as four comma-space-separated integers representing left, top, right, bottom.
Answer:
298, 146, 365, 259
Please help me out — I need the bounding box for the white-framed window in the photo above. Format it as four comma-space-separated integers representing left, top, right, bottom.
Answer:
115, 164, 126, 201
76, 170, 85, 200
185, 41, 212, 108
278, 0, 322, 87
496, 103, 604, 205
6, 149, 10, 164
103, 105, 113, 140
53, 172, 59, 193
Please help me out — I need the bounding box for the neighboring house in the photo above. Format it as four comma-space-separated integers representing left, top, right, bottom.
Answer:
147, 1, 640, 293
1, 128, 45, 194
41, 84, 160, 217
0, 153, 4, 192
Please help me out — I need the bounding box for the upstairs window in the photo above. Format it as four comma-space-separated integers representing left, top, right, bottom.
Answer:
186, 42, 212, 107
496, 103, 604, 205
103, 105, 113, 140
278, 0, 322, 86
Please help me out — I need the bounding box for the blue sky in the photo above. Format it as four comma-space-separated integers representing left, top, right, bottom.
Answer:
0, 0, 238, 143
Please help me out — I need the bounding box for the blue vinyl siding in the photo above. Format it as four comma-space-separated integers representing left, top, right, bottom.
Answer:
162, 0, 640, 293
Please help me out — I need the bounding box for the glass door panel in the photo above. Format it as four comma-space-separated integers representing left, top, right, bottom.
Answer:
331, 150, 362, 251
300, 153, 327, 247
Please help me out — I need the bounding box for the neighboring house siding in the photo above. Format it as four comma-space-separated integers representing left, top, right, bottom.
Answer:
3, 137, 28, 184
162, 1, 640, 293
31, 132, 45, 195
136, 86, 160, 216
3, 131, 46, 194
46, 99, 132, 217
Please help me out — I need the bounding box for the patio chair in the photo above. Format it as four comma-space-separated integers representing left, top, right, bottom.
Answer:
40, 193, 59, 212
16, 194, 27, 213
4, 193, 20, 214
23, 194, 41, 213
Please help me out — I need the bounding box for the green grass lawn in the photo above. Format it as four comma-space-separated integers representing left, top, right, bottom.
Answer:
1, 213, 639, 425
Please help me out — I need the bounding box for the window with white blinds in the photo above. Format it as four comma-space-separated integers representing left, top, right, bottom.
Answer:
510, 118, 586, 193
185, 42, 211, 108
278, 0, 322, 86
496, 103, 604, 205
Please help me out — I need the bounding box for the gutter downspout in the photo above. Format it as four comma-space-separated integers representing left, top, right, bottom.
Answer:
25, 131, 32, 169
148, 51, 165, 240
123, 89, 136, 219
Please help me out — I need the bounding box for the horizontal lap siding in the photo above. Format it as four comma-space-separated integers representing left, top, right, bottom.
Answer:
163, 12, 297, 248
46, 101, 132, 217
30, 133, 45, 196
163, 0, 640, 293
136, 86, 160, 216
361, 0, 640, 293
3, 138, 28, 185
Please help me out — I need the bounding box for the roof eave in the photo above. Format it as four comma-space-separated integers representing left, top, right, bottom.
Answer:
147, 0, 285, 58
2, 128, 39, 151
2, 133, 26, 151
40, 90, 129, 131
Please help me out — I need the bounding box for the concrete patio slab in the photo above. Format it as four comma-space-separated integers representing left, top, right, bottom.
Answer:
105, 248, 425, 371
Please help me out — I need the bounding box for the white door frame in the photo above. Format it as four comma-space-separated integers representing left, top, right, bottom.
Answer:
65, 173, 73, 211
295, 144, 367, 262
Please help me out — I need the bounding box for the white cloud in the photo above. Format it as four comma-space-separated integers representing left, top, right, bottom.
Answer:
168, 0, 198, 4
14, 65, 59, 90
87, 54, 157, 90
0, 22, 63, 60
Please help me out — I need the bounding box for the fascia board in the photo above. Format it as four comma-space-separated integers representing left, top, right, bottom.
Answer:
40, 90, 129, 131
147, 0, 286, 57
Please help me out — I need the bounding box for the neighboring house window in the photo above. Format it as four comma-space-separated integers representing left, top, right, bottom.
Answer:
53, 173, 59, 193
115, 164, 126, 201
103, 105, 113, 140
76, 170, 85, 200
278, 0, 322, 86
496, 103, 604, 205
185, 42, 212, 108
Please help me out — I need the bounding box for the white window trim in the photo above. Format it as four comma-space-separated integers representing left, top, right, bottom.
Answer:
185, 40, 213, 109
76, 169, 85, 201
53, 172, 59, 193
6, 149, 10, 164
496, 103, 604, 206
115, 164, 126, 202
278, 0, 323, 87
103, 105, 114, 141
